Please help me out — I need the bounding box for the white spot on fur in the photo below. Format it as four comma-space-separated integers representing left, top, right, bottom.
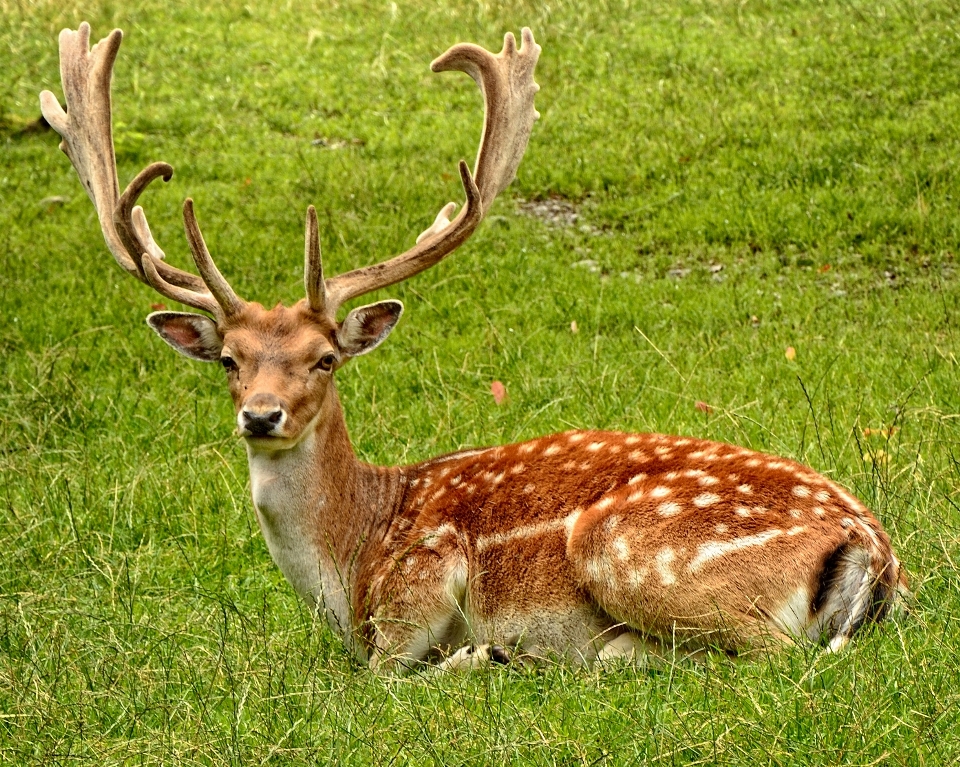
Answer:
693, 492, 721, 508
651, 486, 671, 499
613, 536, 630, 561
627, 473, 647, 485
728, 474, 740, 482
683, 468, 706, 478
841, 517, 854, 528
767, 461, 786, 471
787, 525, 806, 536
746, 458, 761, 467
580, 461, 593, 471
665, 471, 678, 481
688, 450, 705, 459
627, 490, 644, 504
789, 508, 802, 519
698, 475, 719, 487
815, 489, 831, 502
478, 509, 582, 552
562, 460, 578, 471
689, 529, 783, 571
813, 506, 826, 516
655, 548, 677, 586
544, 444, 562, 457
654, 446, 672, 456
715, 523, 729, 534
658, 501, 682, 516
737, 484, 753, 494
595, 496, 615, 512
628, 450, 649, 462
792, 485, 811, 498
568, 433, 586, 443
523, 483, 535, 495
450, 475, 462, 486
608, 444, 622, 455
587, 441, 605, 452
510, 464, 526, 475
520, 442, 538, 455
735, 506, 751, 517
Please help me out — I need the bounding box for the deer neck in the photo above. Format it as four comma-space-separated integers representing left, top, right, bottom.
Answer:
244, 383, 402, 642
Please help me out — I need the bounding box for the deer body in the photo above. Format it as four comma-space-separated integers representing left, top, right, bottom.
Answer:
42, 24, 906, 671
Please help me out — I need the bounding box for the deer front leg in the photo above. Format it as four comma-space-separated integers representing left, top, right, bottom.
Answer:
364, 542, 471, 673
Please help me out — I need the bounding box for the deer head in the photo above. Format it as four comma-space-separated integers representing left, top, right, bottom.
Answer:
40, 23, 540, 450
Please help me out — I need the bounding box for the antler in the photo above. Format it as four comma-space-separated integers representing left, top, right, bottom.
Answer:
40, 23, 243, 320
307, 28, 541, 317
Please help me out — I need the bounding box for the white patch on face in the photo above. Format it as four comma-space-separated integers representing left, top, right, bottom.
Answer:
815, 490, 831, 502
688, 529, 783, 571
613, 536, 630, 561
658, 501, 682, 517
698, 475, 719, 487
651, 486, 671, 499
627, 473, 647, 485
792, 485, 811, 498
693, 492, 721, 508
655, 548, 677, 586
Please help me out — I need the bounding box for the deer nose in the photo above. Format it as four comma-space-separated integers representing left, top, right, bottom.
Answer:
241, 408, 284, 437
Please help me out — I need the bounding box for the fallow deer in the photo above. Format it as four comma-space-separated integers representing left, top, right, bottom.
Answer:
42, 23, 907, 671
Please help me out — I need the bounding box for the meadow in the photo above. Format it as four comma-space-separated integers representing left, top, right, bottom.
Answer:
2, 0, 960, 763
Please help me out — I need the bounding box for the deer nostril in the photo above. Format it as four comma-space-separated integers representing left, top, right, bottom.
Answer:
242, 409, 284, 436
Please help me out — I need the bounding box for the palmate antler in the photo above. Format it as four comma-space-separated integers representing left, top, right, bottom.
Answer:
41, 23, 540, 325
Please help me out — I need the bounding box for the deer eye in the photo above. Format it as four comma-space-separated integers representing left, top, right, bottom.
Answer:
313, 353, 337, 372
220, 356, 238, 373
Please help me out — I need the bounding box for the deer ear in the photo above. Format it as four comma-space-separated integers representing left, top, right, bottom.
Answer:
337, 300, 404, 358
147, 311, 223, 362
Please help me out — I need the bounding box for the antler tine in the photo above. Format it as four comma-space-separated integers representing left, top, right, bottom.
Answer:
41, 23, 237, 317
182, 200, 245, 318
304, 205, 326, 313
318, 28, 540, 315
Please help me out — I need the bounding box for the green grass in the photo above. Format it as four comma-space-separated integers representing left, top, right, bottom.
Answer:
3, 0, 960, 763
